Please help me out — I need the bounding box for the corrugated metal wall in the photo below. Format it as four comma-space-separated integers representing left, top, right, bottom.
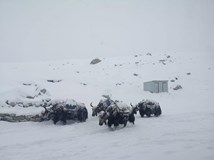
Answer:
144, 81, 168, 93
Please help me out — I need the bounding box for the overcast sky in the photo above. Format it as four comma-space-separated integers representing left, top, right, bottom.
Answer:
0, 0, 213, 62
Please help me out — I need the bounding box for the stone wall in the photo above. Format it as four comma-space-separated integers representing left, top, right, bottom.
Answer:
0, 113, 42, 122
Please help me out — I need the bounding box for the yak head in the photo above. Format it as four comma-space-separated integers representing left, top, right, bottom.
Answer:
130, 103, 139, 115
90, 102, 105, 116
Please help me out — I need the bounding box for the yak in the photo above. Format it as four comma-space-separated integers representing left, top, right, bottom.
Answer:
98, 101, 137, 128
136, 99, 162, 117
41, 100, 88, 125
90, 97, 114, 116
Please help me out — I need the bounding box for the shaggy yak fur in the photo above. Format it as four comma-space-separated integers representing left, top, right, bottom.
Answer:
42, 103, 88, 125
137, 100, 162, 117
98, 103, 138, 128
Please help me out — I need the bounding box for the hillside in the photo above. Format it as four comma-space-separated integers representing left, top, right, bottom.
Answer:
0, 52, 214, 160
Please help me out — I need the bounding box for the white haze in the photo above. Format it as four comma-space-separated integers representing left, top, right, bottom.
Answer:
0, 0, 214, 62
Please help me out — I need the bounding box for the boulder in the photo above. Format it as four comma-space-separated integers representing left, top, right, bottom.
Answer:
47, 80, 62, 83
40, 89, 47, 94
173, 85, 182, 90
90, 58, 101, 65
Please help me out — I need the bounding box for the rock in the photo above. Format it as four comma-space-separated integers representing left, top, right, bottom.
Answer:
26, 96, 35, 99
27, 103, 33, 107
81, 83, 87, 86
29, 115, 42, 122
146, 53, 152, 56
23, 103, 29, 108
90, 58, 101, 65
40, 89, 47, 94
0, 113, 42, 122
17, 103, 24, 107
35, 103, 42, 107
6, 101, 16, 107
23, 83, 32, 86
133, 73, 138, 76
187, 73, 191, 75
102, 95, 111, 99
47, 80, 62, 83
45, 98, 51, 102
2, 115, 15, 122
173, 85, 182, 90
0, 113, 11, 121
159, 60, 167, 65
14, 115, 26, 122
5, 100, 9, 105
0, 113, 10, 117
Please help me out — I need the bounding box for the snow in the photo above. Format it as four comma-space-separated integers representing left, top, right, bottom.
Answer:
0, 0, 214, 159
0, 51, 214, 160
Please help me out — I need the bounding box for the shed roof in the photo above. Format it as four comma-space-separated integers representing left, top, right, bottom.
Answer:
145, 80, 168, 83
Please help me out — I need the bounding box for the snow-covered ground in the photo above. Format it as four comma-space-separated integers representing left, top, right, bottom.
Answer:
0, 52, 214, 160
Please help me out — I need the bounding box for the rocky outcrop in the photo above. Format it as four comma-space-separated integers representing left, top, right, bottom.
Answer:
0, 98, 71, 122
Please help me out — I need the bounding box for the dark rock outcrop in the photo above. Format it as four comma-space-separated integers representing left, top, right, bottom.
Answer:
90, 58, 101, 65
0, 113, 42, 122
173, 85, 182, 90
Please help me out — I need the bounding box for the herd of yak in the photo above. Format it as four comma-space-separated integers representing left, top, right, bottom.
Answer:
41, 96, 162, 128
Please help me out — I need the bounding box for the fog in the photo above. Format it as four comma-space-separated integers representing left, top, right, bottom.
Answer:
0, 0, 213, 62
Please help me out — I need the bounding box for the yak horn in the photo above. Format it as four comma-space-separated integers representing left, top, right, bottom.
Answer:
130, 103, 135, 107
90, 102, 94, 108
42, 105, 48, 112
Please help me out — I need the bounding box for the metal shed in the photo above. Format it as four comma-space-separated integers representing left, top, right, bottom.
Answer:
144, 80, 168, 93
